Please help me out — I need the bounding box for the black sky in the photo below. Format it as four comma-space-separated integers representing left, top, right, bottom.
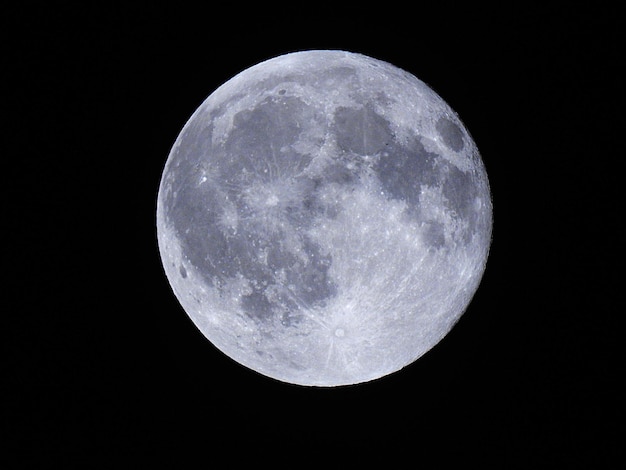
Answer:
4, 5, 623, 466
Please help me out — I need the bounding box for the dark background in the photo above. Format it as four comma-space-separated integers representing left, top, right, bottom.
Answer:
4, 4, 622, 466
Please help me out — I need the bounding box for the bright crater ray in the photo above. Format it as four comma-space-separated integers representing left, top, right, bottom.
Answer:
156, 50, 492, 386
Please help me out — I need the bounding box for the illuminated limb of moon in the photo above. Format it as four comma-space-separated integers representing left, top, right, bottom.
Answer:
157, 50, 492, 386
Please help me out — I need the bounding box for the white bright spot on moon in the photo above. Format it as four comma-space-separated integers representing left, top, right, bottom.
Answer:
156, 50, 492, 387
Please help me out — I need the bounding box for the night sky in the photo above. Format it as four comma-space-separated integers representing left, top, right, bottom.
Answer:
5, 5, 622, 466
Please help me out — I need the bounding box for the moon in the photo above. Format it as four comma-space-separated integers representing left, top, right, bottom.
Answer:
156, 50, 492, 386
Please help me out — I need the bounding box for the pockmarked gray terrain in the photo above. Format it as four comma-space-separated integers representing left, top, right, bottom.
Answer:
157, 50, 492, 386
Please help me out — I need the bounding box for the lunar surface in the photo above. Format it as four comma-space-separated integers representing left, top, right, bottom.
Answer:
156, 50, 492, 386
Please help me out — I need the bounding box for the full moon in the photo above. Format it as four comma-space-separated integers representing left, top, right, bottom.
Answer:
156, 50, 492, 386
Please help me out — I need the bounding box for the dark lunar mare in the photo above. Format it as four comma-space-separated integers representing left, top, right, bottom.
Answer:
163, 78, 485, 324
330, 103, 483, 246
164, 94, 337, 323
436, 117, 465, 152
